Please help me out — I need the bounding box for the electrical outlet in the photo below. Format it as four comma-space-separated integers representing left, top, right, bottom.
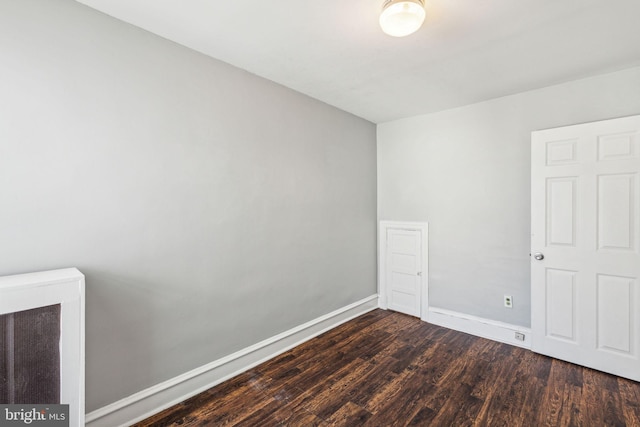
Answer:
504, 295, 513, 308
515, 332, 525, 341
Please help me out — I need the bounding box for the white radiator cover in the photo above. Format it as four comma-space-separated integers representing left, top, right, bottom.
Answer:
0, 268, 85, 427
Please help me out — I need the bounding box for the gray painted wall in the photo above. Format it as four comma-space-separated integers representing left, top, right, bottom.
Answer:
0, 0, 377, 411
378, 66, 640, 327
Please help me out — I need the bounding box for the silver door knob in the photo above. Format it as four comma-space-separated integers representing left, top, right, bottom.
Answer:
533, 252, 544, 260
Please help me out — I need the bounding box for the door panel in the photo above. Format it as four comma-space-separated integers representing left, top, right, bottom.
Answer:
546, 177, 577, 247
545, 268, 577, 342
531, 114, 640, 381
546, 139, 578, 165
596, 274, 634, 355
598, 132, 637, 160
386, 229, 421, 317
598, 174, 635, 251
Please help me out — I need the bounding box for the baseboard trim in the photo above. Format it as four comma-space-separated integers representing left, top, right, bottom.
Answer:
85, 295, 379, 427
427, 307, 532, 349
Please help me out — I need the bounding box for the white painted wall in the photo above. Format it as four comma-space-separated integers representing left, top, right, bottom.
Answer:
0, 0, 376, 412
378, 66, 640, 327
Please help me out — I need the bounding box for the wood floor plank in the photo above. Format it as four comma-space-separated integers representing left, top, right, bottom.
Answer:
133, 310, 640, 427
581, 367, 625, 427
282, 350, 359, 392
361, 371, 436, 426
468, 342, 514, 402
424, 382, 483, 427
480, 348, 551, 426
514, 378, 547, 426
619, 378, 640, 425
361, 368, 413, 414
298, 357, 374, 419
347, 355, 401, 408
324, 402, 372, 426
230, 398, 283, 427
279, 408, 327, 427
537, 360, 584, 427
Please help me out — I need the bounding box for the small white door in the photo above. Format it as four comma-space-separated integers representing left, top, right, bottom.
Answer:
531, 115, 640, 381
386, 228, 422, 317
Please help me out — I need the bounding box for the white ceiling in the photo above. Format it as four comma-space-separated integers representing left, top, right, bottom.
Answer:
76, 0, 640, 123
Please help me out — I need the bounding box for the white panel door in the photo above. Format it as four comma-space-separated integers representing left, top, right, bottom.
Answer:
531, 115, 640, 381
386, 228, 422, 317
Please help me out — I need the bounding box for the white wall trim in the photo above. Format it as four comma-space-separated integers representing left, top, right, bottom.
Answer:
427, 307, 532, 349
85, 294, 379, 427
379, 221, 429, 321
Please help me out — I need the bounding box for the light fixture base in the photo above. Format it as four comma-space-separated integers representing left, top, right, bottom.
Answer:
380, 0, 426, 38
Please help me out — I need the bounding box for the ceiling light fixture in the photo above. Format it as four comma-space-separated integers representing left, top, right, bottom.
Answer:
379, 0, 426, 37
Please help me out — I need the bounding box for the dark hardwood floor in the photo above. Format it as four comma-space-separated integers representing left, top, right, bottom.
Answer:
134, 309, 640, 426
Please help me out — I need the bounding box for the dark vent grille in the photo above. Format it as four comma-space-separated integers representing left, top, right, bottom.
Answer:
1, 304, 61, 404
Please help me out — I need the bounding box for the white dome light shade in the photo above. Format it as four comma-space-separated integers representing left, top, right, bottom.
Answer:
379, 0, 426, 37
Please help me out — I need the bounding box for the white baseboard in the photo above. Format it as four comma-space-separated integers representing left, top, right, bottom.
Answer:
85, 295, 379, 427
377, 294, 387, 310
427, 307, 532, 349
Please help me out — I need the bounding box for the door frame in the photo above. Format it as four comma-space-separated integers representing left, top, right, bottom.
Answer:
379, 221, 429, 321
